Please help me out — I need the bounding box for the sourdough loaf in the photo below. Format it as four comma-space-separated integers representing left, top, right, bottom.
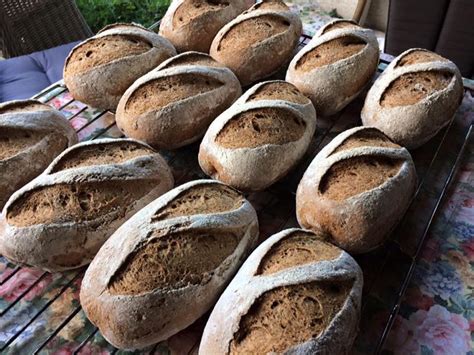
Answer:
296, 127, 417, 253
0, 138, 173, 272
361, 48, 463, 149
63, 23, 176, 110
80, 180, 259, 349
210, 0, 302, 86
199, 228, 363, 354
199, 80, 316, 191
286, 19, 379, 116
159, 0, 249, 53
116, 51, 241, 149
0, 100, 77, 210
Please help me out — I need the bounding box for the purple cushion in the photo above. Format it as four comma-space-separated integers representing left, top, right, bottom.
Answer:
0, 41, 80, 103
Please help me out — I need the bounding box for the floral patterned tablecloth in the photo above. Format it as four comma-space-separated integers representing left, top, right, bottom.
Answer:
0, 3, 473, 355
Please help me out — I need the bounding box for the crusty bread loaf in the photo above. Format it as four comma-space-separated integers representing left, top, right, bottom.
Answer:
361, 48, 463, 149
116, 51, 241, 149
199, 80, 316, 191
210, 0, 302, 86
159, 0, 249, 53
0, 138, 173, 272
199, 228, 363, 354
63, 23, 176, 110
0, 100, 77, 210
286, 19, 379, 116
80, 180, 259, 349
296, 127, 417, 253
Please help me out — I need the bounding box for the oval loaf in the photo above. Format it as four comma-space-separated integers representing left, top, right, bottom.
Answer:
361, 48, 463, 149
159, 0, 249, 53
286, 19, 380, 116
63, 23, 176, 110
116, 51, 242, 149
296, 127, 417, 253
0, 138, 174, 272
0, 100, 77, 210
80, 180, 259, 349
199, 80, 316, 191
199, 228, 363, 354
210, 0, 302, 86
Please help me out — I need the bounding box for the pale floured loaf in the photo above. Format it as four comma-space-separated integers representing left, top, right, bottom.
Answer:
159, 0, 249, 53
0, 100, 77, 210
0, 138, 174, 272
63, 23, 176, 110
210, 0, 302, 86
361, 48, 463, 149
80, 180, 259, 349
199, 80, 316, 191
116, 51, 242, 149
199, 228, 363, 354
296, 127, 417, 253
286, 19, 380, 116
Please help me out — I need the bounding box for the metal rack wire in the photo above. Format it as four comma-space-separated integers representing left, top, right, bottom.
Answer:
0, 31, 472, 354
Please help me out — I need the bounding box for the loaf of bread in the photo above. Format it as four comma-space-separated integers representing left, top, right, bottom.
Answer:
199, 80, 316, 191
0, 100, 77, 210
361, 48, 463, 149
80, 180, 259, 349
199, 228, 363, 354
0, 138, 173, 272
159, 0, 249, 53
116, 51, 241, 149
210, 0, 302, 86
63, 23, 176, 110
286, 19, 379, 116
296, 127, 417, 253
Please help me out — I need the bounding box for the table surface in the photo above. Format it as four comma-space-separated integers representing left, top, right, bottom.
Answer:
0, 4, 473, 354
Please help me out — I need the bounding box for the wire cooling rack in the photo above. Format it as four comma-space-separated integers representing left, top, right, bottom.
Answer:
0, 31, 473, 354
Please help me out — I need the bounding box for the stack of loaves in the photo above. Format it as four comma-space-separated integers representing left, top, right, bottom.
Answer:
0, 0, 465, 353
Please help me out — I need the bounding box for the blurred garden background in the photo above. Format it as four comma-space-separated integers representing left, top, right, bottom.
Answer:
76, 0, 171, 33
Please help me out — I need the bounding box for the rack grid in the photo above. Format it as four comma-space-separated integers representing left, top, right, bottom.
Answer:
0, 31, 472, 354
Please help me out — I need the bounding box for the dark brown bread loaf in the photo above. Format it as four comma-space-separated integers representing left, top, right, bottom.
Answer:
0, 100, 77, 210
361, 48, 463, 149
199, 80, 316, 191
63, 23, 176, 110
296, 127, 417, 253
286, 19, 380, 116
0, 138, 173, 272
199, 228, 363, 354
210, 0, 302, 86
159, 0, 250, 53
116, 51, 241, 149
80, 180, 259, 349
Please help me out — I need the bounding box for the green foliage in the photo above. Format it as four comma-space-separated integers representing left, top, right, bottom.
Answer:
76, 0, 171, 33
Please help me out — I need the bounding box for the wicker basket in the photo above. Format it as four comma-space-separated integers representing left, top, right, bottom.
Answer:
0, 0, 93, 58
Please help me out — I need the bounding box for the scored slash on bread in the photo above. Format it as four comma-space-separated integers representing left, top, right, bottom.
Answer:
116, 51, 241, 150
63, 23, 176, 110
287, 19, 380, 117
361, 48, 463, 149
199, 80, 316, 191
296, 126, 417, 254
0, 100, 77, 210
210, 0, 302, 86
80, 180, 259, 350
199, 228, 363, 354
0, 138, 174, 272
159, 0, 250, 53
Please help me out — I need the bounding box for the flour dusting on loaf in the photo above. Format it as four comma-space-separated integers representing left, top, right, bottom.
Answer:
199, 228, 363, 354
199, 80, 316, 191
361, 48, 463, 149
296, 126, 417, 253
80, 180, 259, 350
0, 138, 173, 271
